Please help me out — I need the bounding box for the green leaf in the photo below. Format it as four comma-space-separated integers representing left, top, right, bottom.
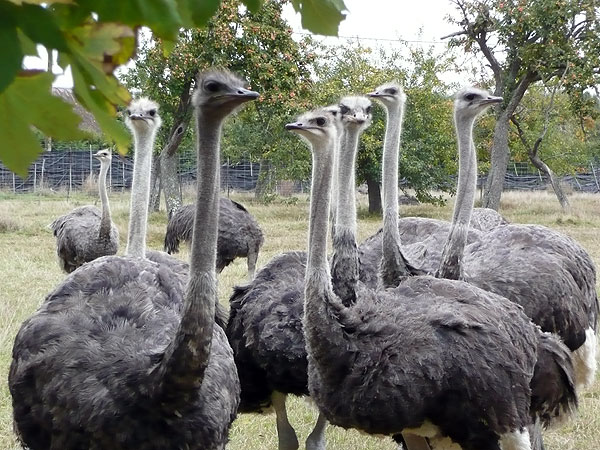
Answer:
183, 0, 221, 27
17, 29, 37, 56
0, 5, 22, 94
77, 0, 182, 41
0, 72, 86, 176
242, 0, 261, 13
71, 62, 131, 154
291, 0, 346, 35
17, 3, 68, 51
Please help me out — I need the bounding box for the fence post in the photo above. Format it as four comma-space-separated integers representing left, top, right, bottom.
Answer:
591, 162, 600, 193
33, 163, 37, 192
68, 156, 72, 200
12, 172, 15, 193
41, 158, 45, 190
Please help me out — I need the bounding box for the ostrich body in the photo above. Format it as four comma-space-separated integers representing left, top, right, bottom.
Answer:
49, 149, 119, 273
288, 104, 576, 450
469, 207, 509, 232
164, 197, 264, 279
9, 73, 257, 449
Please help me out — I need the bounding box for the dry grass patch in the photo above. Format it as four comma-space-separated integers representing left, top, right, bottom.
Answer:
0, 190, 598, 449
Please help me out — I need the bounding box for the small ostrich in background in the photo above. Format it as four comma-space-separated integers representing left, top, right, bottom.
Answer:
289, 100, 576, 450
49, 149, 119, 273
164, 197, 264, 279
9, 71, 257, 449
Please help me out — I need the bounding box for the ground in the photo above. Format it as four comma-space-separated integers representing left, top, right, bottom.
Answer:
0, 189, 598, 449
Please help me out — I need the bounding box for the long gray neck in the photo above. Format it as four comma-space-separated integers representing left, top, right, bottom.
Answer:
331, 124, 360, 304
126, 129, 155, 257
305, 136, 352, 381
157, 111, 222, 406
437, 113, 477, 280
380, 103, 412, 288
98, 159, 112, 239
329, 129, 341, 239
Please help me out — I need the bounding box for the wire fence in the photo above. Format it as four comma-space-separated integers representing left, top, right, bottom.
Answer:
0, 149, 309, 195
1, 149, 599, 195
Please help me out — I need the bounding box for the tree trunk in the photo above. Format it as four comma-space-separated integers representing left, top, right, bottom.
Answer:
483, 111, 511, 211
254, 159, 272, 200
366, 176, 382, 215
149, 152, 161, 212
529, 153, 570, 211
161, 150, 182, 218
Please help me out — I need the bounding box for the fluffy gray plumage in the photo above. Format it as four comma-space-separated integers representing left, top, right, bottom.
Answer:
49, 150, 119, 273
9, 255, 238, 449
469, 207, 509, 232
9, 71, 258, 449
292, 104, 576, 450
226, 251, 308, 413
164, 198, 264, 278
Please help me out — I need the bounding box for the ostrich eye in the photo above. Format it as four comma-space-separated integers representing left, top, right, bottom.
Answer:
385, 88, 398, 95
366, 106, 372, 115
465, 93, 476, 101
149, 109, 156, 117
339, 105, 350, 115
316, 117, 326, 126
205, 81, 220, 93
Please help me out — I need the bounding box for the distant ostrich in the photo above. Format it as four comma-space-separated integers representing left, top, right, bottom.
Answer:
164, 197, 264, 279
9, 71, 258, 449
49, 149, 119, 273
288, 104, 576, 450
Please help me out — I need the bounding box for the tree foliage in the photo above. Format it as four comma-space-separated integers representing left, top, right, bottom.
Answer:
121, 0, 317, 205
312, 43, 461, 205
0, 0, 347, 176
447, 0, 600, 209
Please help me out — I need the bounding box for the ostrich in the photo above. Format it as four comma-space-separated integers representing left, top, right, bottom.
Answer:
287, 105, 576, 450
225, 97, 371, 450
469, 207, 509, 232
163, 197, 264, 280
49, 149, 119, 273
9, 70, 258, 449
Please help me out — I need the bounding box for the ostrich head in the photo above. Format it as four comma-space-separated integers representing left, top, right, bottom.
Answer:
94, 149, 112, 163
285, 108, 338, 149
368, 82, 406, 110
454, 87, 502, 120
125, 98, 162, 133
193, 70, 259, 116
324, 103, 343, 134
339, 96, 372, 130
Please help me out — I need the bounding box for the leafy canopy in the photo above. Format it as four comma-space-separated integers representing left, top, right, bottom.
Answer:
0, 0, 347, 176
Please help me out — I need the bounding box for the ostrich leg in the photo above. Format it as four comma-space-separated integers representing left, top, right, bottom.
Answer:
272, 391, 299, 450
305, 411, 327, 450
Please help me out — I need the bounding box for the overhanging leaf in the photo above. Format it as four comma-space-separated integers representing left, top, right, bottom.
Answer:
183, 0, 221, 27
17, 3, 68, 51
0, 72, 86, 176
291, 0, 346, 35
0, 7, 22, 94
242, 0, 261, 13
71, 62, 131, 154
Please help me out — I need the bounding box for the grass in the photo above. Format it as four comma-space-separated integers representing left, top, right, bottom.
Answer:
0, 189, 598, 449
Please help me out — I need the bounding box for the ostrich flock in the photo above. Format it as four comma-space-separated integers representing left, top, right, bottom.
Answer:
7, 69, 598, 450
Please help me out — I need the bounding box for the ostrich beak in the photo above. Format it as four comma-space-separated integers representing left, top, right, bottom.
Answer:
225, 87, 260, 102
481, 95, 503, 105
285, 122, 304, 131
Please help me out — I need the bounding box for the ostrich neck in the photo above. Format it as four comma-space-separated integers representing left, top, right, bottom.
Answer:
381, 104, 412, 288
437, 115, 477, 280
305, 136, 353, 381
331, 124, 360, 304
329, 129, 341, 238
98, 159, 112, 239
126, 130, 155, 258
157, 111, 222, 404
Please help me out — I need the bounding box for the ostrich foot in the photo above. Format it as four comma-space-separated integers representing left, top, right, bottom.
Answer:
272, 392, 299, 450
305, 412, 327, 450
401, 432, 432, 450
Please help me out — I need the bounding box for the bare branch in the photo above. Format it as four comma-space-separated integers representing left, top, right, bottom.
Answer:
441, 30, 468, 40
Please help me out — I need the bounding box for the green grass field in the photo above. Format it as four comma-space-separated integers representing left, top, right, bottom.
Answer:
0, 189, 598, 449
